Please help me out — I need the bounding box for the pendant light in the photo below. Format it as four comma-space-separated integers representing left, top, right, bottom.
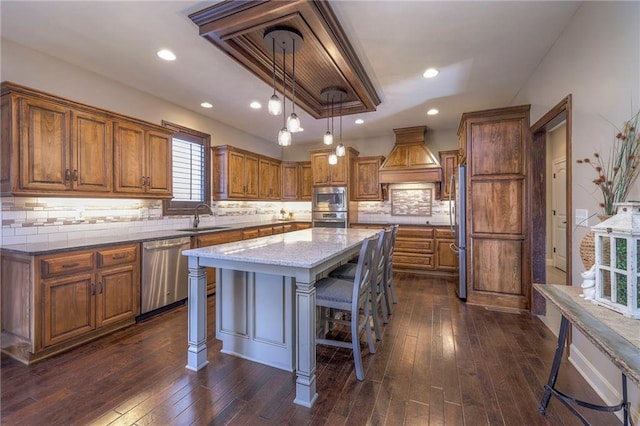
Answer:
286, 37, 301, 133
267, 37, 282, 116
335, 91, 346, 157
264, 26, 303, 146
277, 46, 291, 146
323, 90, 333, 145
328, 152, 338, 165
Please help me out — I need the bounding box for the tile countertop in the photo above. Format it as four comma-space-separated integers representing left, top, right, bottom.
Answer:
0, 220, 312, 256
183, 227, 380, 269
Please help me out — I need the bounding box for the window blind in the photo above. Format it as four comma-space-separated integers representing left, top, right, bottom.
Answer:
172, 137, 204, 202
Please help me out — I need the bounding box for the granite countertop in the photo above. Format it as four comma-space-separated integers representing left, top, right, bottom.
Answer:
0, 220, 311, 256
533, 284, 640, 387
352, 221, 451, 227
183, 227, 379, 269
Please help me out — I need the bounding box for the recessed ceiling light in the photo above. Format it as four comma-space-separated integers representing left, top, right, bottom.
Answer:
250, 101, 262, 109
427, 108, 439, 115
201, 102, 213, 108
157, 49, 176, 61
355, 119, 364, 124
423, 68, 439, 78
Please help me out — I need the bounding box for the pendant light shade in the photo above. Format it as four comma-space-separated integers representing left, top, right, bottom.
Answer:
286, 38, 301, 133
287, 113, 301, 133
321, 87, 346, 149
328, 153, 338, 165
278, 127, 292, 146
323, 131, 334, 145
323, 90, 333, 145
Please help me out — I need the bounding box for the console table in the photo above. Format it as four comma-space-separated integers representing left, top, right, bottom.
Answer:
534, 284, 638, 425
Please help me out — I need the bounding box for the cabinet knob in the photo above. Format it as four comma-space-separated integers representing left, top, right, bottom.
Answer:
146, 176, 151, 188
64, 169, 71, 184
72, 169, 78, 182
91, 283, 96, 296
141, 176, 146, 187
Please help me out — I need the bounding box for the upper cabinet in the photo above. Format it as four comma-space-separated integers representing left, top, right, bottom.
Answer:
259, 157, 281, 200
354, 156, 384, 201
282, 161, 312, 201
114, 122, 172, 198
310, 147, 358, 187
1, 82, 173, 199
438, 150, 459, 200
213, 145, 284, 201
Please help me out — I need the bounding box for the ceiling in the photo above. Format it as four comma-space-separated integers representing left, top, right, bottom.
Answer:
0, 1, 581, 146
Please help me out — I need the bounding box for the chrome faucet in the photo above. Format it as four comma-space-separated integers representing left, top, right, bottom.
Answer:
193, 203, 214, 228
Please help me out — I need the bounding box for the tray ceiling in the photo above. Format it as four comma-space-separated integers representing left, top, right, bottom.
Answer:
189, 0, 381, 120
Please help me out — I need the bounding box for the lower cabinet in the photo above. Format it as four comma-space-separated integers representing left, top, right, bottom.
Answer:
1, 243, 139, 364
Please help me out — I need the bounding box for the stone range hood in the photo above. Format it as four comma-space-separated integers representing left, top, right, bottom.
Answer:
378, 126, 442, 184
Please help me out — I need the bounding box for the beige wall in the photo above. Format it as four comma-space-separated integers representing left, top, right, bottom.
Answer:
513, 1, 640, 419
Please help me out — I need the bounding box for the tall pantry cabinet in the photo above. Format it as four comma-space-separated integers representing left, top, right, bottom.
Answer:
458, 105, 531, 310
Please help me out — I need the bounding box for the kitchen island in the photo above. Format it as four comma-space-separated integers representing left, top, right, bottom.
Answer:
182, 227, 379, 408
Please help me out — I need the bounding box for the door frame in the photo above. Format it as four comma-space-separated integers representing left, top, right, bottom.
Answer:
530, 95, 572, 315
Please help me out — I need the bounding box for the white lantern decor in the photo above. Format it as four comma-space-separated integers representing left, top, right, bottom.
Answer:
592, 202, 640, 319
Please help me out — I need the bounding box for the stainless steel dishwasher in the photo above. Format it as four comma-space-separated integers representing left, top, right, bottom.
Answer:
141, 237, 191, 315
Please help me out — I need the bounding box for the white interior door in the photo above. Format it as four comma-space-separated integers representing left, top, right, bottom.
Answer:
552, 157, 567, 271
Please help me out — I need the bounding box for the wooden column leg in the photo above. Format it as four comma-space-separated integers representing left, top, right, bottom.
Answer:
539, 315, 569, 414
293, 278, 318, 408
186, 257, 209, 371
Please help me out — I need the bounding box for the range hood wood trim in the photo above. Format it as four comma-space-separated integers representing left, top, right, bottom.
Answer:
378, 125, 442, 183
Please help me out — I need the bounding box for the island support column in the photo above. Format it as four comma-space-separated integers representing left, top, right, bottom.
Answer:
294, 277, 319, 407
186, 256, 209, 371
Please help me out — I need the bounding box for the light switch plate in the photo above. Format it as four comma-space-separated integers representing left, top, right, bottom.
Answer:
575, 209, 589, 227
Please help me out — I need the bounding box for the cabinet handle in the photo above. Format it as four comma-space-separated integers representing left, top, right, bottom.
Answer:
146, 176, 151, 188
141, 176, 146, 187
72, 169, 78, 182
64, 169, 71, 184
97, 282, 103, 294
91, 283, 96, 296
62, 263, 79, 268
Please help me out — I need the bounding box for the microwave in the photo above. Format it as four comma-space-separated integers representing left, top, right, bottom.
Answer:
312, 187, 347, 212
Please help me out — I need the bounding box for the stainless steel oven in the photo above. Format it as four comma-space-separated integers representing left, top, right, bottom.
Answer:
312, 187, 347, 212
313, 211, 347, 228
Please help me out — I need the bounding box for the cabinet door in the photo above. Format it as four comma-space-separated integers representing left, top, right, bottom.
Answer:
114, 121, 146, 194
72, 110, 113, 193
259, 158, 273, 199
270, 161, 281, 199
228, 151, 247, 198
42, 273, 95, 347
281, 162, 298, 200
436, 240, 458, 271
330, 154, 348, 185
244, 154, 259, 199
96, 265, 138, 327
355, 157, 382, 200
311, 152, 330, 185
299, 162, 313, 200
146, 130, 172, 196
19, 97, 71, 192
439, 150, 458, 200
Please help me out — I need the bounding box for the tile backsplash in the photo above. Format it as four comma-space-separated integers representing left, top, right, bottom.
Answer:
0, 196, 311, 246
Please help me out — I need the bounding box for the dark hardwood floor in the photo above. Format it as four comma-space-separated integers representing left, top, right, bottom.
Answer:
1, 273, 619, 425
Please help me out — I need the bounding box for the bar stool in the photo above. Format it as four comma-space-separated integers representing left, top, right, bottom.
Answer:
315, 233, 378, 381
384, 224, 399, 313
329, 229, 389, 338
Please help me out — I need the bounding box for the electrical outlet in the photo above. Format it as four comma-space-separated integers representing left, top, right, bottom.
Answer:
575, 209, 589, 227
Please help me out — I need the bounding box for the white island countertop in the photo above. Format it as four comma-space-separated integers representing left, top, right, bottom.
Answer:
182, 227, 379, 269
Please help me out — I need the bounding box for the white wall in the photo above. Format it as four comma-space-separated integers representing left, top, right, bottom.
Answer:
513, 1, 640, 421
0, 38, 282, 159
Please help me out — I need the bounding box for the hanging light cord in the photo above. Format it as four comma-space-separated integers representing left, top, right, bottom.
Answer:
282, 45, 286, 125
291, 38, 296, 113
339, 92, 343, 142
271, 38, 277, 96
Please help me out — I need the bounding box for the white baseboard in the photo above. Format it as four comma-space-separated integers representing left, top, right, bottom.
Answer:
569, 343, 639, 424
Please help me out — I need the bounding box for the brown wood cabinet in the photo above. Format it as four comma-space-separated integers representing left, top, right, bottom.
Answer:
434, 228, 458, 271
259, 158, 281, 200
114, 121, 172, 197
194, 230, 243, 295
1, 243, 139, 364
1, 82, 172, 199
281, 161, 312, 201
439, 150, 459, 200
354, 156, 384, 200
310, 147, 358, 187
394, 226, 435, 271
458, 105, 531, 310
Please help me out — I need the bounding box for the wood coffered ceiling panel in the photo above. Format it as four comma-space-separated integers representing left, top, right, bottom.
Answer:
189, 0, 380, 119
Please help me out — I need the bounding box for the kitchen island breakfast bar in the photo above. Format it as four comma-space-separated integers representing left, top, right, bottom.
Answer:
182, 227, 379, 408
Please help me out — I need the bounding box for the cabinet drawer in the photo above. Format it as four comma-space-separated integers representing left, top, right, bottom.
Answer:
396, 239, 434, 253
283, 224, 294, 233
272, 225, 284, 234
435, 228, 454, 239
196, 230, 243, 246
397, 227, 434, 239
258, 227, 273, 236
393, 254, 434, 269
97, 245, 138, 268
242, 229, 260, 239
41, 252, 94, 278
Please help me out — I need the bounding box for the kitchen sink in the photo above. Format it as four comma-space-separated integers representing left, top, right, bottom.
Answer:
175, 226, 230, 233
